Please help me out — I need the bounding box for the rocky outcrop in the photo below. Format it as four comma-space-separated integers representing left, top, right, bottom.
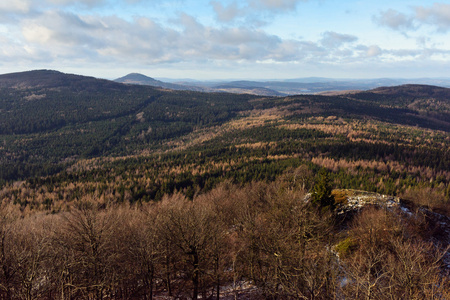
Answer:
332, 189, 401, 214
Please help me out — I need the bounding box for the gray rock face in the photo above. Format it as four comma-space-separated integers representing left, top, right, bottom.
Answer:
333, 189, 401, 214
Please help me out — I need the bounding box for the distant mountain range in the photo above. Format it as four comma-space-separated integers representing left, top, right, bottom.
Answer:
114, 73, 450, 96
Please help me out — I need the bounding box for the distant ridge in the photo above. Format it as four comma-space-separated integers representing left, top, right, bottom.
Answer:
369, 84, 450, 99
115, 73, 204, 92
0, 69, 124, 91
112, 72, 450, 96
3, 70, 450, 97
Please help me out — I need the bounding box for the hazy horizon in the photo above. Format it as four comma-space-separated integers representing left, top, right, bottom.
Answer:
5, 69, 450, 85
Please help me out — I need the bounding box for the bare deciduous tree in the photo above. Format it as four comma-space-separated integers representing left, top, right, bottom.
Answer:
156, 193, 220, 300
0, 202, 20, 299
54, 201, 118, 300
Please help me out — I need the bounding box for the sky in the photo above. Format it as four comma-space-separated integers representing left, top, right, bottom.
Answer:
1, 0, 450, 80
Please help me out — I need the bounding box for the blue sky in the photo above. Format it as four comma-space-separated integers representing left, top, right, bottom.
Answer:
1, 0, 450, 79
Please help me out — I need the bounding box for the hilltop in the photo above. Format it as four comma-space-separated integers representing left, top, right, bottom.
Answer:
115, 73, 203, 91
370, 84, 450, 98
0, 69, 122, 90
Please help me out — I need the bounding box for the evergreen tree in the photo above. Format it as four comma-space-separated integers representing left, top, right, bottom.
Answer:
312, 168, 335, 210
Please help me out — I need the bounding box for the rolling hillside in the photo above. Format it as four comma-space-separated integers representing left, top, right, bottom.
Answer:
0, 70, 449, 299
1, 70, 449, 190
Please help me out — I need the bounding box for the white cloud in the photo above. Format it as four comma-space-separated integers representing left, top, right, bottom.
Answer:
375, 3, 450, 33
22, 25, 53, 43
366, 45, 382, 57
320, 31, 358, 48
0, 0, 32, 14
0, 32, 53, 66
210, 0, 310, 24
374, 9, 415, 31
0, 0, 105, 16
18, 10, 308, 65
17, 7, 448, 73
174, 14, 300, 61
22, 11, 102, 47
415, 3, 450, 32
250, 0, 306, 11
45, 0, 105, 6
211, 1, 241, 22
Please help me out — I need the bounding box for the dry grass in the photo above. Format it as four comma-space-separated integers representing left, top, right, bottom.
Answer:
332, 189, 349, 204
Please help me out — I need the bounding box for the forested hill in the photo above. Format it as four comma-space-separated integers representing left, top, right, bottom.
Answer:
0, 69, 123, 90
115, 72, 202, 91
0, 70, 449, 298
0, 70, 449, 210
0, 70, 256, 182
0, 71, 160, 135
370, 84, 450, 98
340, 84, 450, 131
355, 84, 450, 113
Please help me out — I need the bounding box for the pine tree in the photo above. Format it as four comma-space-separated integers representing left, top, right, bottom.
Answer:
312, 168, 335, 210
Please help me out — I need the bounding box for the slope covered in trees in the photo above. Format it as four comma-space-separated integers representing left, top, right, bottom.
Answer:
0, 70, 449, 206
0, 70, 449, 298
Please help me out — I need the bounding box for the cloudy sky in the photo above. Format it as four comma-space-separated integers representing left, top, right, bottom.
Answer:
1, 0, 450, 79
